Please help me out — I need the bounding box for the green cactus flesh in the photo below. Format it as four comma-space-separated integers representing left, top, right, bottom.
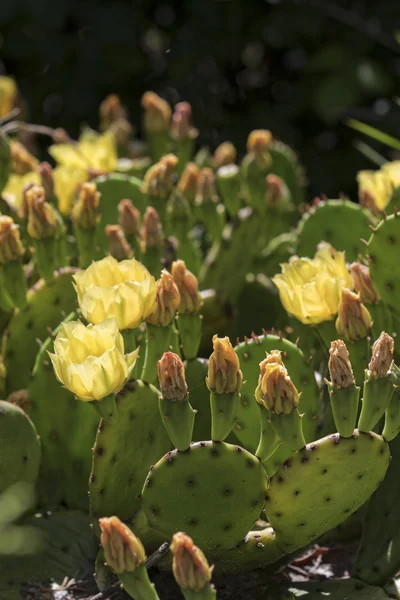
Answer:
268, 140, 306, 206
265, 430, 389, 554
0, 510, 97, 600
89, 379, 172, 525
352, 435, 400, 586
29, 330, 99, 511
183, 357, 211, 442
0, 400, 40, 493
4, 267, 78, 394
296, 199, 374, 261
233, 334, 319, 454
368, 213, 400, 318
93, 173, 145, 253
267, 578, 392, 600
141, 441, 267, 549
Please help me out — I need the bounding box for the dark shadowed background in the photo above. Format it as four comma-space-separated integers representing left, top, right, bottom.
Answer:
1, 0, 399, 198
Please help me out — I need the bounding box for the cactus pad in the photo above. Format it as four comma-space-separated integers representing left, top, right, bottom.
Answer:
4, 267, 78, 394
141, 441, 267, 549
296, 199, 373, 261
0, 400, 40, 493
90, 379, 172, 523
266, 430, 390, 553
268, 140, 306, 206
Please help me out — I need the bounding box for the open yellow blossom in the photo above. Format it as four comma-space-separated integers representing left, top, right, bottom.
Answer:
272, 245, 353, 325
53, 165, 87, 215
49, 129, 117, 172
0, 77, 17, 118
73, 256, 156, 330
382, 161, 400, 189
357, 169, 392, 213
49, 318, 139, 401
2, 172, 41, 214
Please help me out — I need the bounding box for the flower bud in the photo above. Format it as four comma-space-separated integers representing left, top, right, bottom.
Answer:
0, 216, 24, 264
99, 94, 127, 131
255, 358, 299, 415
6, 389, 30, 414
206, 335, 243, 395
213, 142, 237, 168
171, 260, 203, 314
171, 102, 197, 141
369, 332, 394, 378
247, 129, 272, 154
26, 186, 59, 240
142, 91, 172, 134
99, 516, 146, 574
158, 352, 188, 401
10, 141, 38, 175
106, 225, 133, 261
265, 174, 290, 209
142, 207, 164, 249
195, 168, 217, 205
147, 270, 181, 327
39, 162, 55, 198
335, 288, 372, 341
143, 154, 178, 198
72, 182, 100, 230
328, 340, 355, 388
171, 532, 213, 592
350, 263, 380, 305
177, 163, 200, 203
118, 199, 141, 237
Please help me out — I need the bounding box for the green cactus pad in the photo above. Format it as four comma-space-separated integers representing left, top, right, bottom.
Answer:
0, 400, 40, 493
233, 334, 319, 454
29, 329, 99, 511
4, 267, 78, 394
141, 441, 267, 550
185, 357, 211, 442
266, 430, 390, 554
353, 435, 400, 586
268, 140, 306, 206
296, 199, 374, 261
93, 173, 145, 253
0, 510, 97, 600
368, 213, 400, 318
90, 379, 172, 524
269, 578, 391, 600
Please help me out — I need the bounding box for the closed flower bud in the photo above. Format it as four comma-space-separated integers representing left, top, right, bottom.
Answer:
106, 225, 133, 261
142, 91, 172, 134
195, 168, 217, 205
177, 163, 200, 203
49, 318, 139, 401
255, 359, 299, 415
206, 335, 242, 395
0, 216, 24, 264
26, 186, 59, 240
72, 182, 100, 230
10, 141, 38, 175
171, 532, 213, 592
118, 199, 141, 236
158, 352, 188, 401
357, 170, 392, 214
99, 516, 146, 574
247, 129, 272, 154
99, 94, 128, 131
213, 142, 237, 168
265, 174, 290, 209
171, 102, 197, 141
350, 263, 380, 305
147, 270, 181, 327
142, 207, 164, 249
369, 332, 394, 378
328, 340, 355, 388
143, 154, 178, 198
260, 349, 284, 370
171, 260, 203, 314
39, 162, 55, 198
336, 288, 372, 341
74, 256, 156, 330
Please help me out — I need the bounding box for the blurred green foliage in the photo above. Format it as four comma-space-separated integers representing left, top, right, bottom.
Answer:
0, 0, 399, 197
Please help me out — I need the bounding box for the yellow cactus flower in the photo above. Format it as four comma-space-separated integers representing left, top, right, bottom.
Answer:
2, 171, 41, 213
272, 245, 353, 325
0, 77, 17, 118
357, 169, 392, 213
382, 161, 400, 189
49, 318, 139, 401
53, 165, 87, 215
49, 129, 117, 172
73, 256, 156, 330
